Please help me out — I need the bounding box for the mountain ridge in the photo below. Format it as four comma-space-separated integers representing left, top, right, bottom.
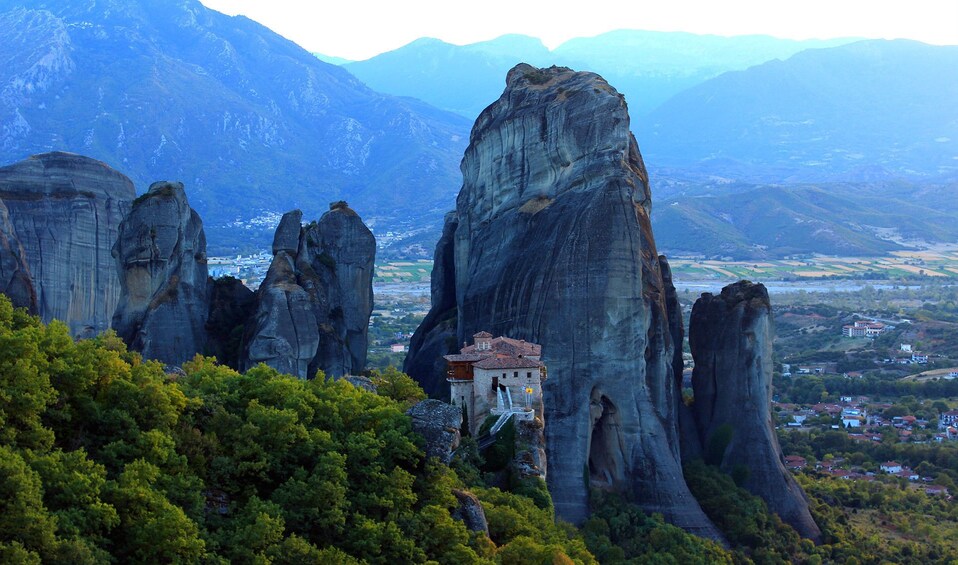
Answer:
0, 0, 470, 254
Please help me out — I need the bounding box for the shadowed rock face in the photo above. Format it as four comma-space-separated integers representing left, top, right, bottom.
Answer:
0, 152, 134, 336
205, 276, 256, 369
0, 198, 36, 312
688, 281, 821, 541
403, 211, 459, 397
405, 64, 721, 539
243, 204, 375, 378
112, 181, 209, 365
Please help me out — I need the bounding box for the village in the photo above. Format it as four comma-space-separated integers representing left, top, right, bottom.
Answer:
773, 390, 957, 497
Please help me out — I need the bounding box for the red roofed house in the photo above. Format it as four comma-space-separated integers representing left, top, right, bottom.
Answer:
445, 332, 547, 435
784, 455, 807, 470
881, 461, 903, 473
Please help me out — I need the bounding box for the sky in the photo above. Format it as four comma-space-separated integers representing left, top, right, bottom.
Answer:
199, 0, 958, 61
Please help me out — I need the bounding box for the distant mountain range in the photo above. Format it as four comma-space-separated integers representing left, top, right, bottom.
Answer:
344, 31, 854, 118
651, 182, 958, 259
2, 1, 955, 260
643, 39, 958, 183
0, 0, 470, 254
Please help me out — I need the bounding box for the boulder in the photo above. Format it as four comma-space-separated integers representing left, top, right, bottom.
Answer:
451, 489, 489, 535
0, 152, 134, 336
405, 64, 722, 539
112, 181, 209, 365
406, 399, 462, 465
688, 281, 822, 541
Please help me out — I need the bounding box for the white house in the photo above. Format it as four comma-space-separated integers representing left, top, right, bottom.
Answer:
881, 461, 903, 473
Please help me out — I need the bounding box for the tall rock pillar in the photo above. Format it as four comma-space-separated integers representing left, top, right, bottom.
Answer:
242, 203, 375, 378
405, 64, 722, 539
112, 181, 209, 365
689, 281, 821, 541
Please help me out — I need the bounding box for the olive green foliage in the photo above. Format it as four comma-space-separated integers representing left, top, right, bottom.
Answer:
0, 295, 604, 563
684, 460, 804, 561
367, 365, 427, 408
685, 458, 958, 564
580, 490, 733, 564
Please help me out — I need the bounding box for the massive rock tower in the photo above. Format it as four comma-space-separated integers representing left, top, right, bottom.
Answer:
405, 64, 721, 538
242, 202, 375, 379
0, 152, 134, 336
112, 181, 209, 365
688, 281, 821, 541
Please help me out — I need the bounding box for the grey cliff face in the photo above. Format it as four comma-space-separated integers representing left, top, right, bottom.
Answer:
405, 64, 722, 539
243, 204, 375, 378
406, 399, 462, 465
688, 281, 821, 541
112, 181, 209, 365
0, 152, 134, 336
0, 198, 36, 312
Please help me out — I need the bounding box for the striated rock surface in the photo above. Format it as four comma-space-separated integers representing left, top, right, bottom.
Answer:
405, 64, 721, 539
112, 181, 209, 365
242, 204, 375, 378
688, 281, 821, 541
0, 198, 36, 312
407, 399, 462, 465
0, 152, 134, 336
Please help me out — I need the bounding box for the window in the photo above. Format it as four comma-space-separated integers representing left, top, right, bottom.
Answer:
527, 372, 532, 379
514, 371, 519, 378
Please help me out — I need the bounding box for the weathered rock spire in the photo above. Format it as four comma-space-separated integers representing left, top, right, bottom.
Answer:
242, 202, 375, 378
0, 152, 134, 336
688, 280, 822, 541
405, 64, 722, 539
112, 181, 209, 365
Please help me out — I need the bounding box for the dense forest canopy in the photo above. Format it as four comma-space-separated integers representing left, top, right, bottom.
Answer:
2, 294, 958, 563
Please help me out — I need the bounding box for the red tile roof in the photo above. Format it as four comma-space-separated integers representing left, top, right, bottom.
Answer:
473, 356, 544, 370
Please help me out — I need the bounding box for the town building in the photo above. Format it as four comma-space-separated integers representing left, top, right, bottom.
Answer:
880, 461, 903, 474
445, 332, 546, 436
940, 410, 958, 430
842, 320, 888, 338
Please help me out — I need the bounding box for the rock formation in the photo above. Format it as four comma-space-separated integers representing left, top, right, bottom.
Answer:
112, 181, 209, 366
451, 489, 489, 535
406, 399, 462, 465
0, 198, 36, 312
688, 281, 822, 541
405, 64, 722, 539
0, 152, 134, 336
205, 276, 256, 369
242, 203, 375, 378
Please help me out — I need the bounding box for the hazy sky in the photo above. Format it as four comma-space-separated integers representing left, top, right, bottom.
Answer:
200, 0, 958, 61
